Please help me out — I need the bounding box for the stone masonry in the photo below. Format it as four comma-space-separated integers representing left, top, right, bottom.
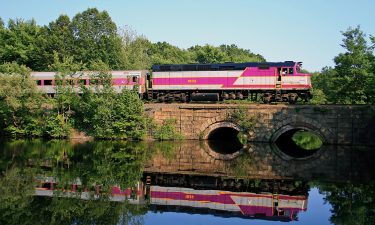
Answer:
145, 103, 375, 146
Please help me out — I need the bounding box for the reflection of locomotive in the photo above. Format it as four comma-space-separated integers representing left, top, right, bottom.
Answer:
34, 174, 308, 221
31, 61, 311, 103
144, 173, 308, 221
149, 186, 307, 221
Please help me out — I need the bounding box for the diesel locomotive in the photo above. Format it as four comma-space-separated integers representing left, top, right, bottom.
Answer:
31, 61, 312, 103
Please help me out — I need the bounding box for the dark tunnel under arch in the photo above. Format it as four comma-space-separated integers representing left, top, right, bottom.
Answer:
206, 126, 244, 154
275, 128, 323, 158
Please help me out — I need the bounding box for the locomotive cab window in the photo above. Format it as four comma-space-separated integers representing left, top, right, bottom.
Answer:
132, 76, 139, 83
282, 68, 288, 75
288, 68, 294, 74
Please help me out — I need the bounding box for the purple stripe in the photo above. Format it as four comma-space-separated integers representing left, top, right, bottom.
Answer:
238, 205, 273, 216
153, 77, 237, 85
151, 191, 235, 204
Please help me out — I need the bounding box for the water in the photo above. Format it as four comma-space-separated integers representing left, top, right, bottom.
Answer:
0, 139, 374, 225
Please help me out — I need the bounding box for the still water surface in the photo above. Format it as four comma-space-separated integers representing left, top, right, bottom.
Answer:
0, 139, 374, 225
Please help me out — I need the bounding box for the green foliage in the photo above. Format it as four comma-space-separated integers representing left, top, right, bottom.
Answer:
73, 76, 147, 139
229, 106, 256, 132
0, 139, 149, 225
237, 132, 248, 145
0, 72, 71, 138
0, 168, 35, 225
189, 44, 265, 64
36, 15, 74, 70
0, 62, 31, 76
70, 8, 124, 70
153, 118, 183, 141
312, 26, 375, 104
292, 130, 323, 150
0, 19, 41, 69
315, 181, 375, 225
44, 114, 71, 138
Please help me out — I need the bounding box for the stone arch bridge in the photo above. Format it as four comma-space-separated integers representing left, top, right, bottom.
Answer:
145, 104, 375, 146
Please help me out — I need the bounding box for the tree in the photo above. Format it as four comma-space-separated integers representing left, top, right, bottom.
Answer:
0, 61, 31, 76
119, 26, 152, 70
0, 72, 44, 136
34, 15, 74, 70
188, 44, 228, 63
332, 26, 373, 104
70, 8, 124, 69
149, 41, 193, 65
0, 19, 41, 70
219, 44, 265, 62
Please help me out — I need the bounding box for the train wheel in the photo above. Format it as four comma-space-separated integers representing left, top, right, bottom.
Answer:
236, 92, 244, 100
288, 94, 298, 104
180, 93, 187, 102
157, 95, 165, 102
262, 94, 272, 104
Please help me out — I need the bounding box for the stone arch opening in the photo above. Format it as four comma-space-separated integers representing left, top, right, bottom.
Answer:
273, 126, 323, 158
202, 122, 244, 155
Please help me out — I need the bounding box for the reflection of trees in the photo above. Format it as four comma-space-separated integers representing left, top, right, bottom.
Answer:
315, 181, 375, 225
28, 197, 147, 225
0, 139, 150, 225
0, 167, 35, 225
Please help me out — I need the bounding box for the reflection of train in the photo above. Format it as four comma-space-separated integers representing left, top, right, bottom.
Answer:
34, 174, 308, 221
31, 61, 311, 103
34, 177, 144, 203
149, 186, 307, 221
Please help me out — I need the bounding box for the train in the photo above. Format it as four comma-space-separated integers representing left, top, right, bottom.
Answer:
31, 61, 312, 103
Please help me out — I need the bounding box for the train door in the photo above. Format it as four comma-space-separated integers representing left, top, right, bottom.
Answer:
276, 68, 282, 88
276, 67, 288, 89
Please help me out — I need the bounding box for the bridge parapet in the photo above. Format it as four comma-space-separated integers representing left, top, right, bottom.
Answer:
145, 104, 375, 146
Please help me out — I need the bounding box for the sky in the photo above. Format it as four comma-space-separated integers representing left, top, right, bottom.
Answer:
0, 0, 374, 71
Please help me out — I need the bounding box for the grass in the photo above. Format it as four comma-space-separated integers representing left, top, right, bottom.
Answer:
292, 130, 323, 150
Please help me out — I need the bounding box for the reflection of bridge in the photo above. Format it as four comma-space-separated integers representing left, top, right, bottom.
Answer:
145, 104, 375, 145
144, 141, 375, 182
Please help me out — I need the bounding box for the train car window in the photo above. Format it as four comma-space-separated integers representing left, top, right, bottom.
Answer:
132, 76, 138, 83
44, 80, 53, 85
282, 68, 288, 75
36, 80, 41, 85
288, 68, 294, 74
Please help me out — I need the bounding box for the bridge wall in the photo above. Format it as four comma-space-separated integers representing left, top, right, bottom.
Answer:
145, 104, 375, 146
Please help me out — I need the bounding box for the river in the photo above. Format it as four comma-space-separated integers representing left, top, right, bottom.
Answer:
0, 139, 374, 225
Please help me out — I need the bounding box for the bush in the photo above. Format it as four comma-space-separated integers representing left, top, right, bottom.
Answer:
229, 106, 256, 132
153, 119, 183, 141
